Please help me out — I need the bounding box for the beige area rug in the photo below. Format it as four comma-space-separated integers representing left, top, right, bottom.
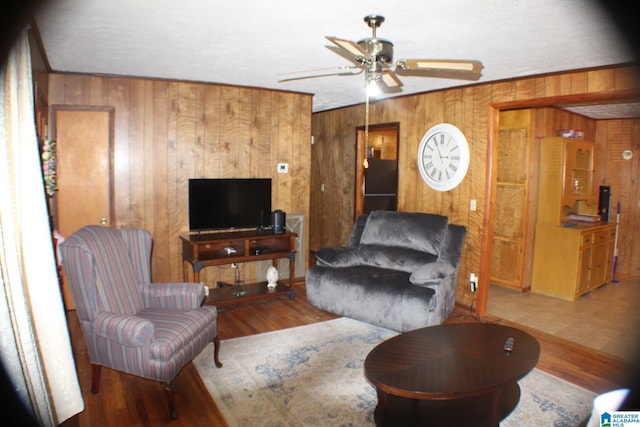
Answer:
193, 317, 596, 426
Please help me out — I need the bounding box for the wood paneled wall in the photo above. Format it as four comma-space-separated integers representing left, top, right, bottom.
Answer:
596, 118, 640, 277
310, 65, 640, 310
48, 74, 312, 286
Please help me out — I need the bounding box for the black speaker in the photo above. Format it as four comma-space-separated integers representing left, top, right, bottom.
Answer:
598, 186, 611, 222
271, 210, 286, 234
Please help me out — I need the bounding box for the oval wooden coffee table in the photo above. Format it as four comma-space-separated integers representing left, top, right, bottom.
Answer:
364, 322, 540, 427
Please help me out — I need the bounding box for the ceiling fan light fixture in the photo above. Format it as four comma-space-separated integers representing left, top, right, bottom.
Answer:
358, 38, 394, 64
366, 74, 381, 98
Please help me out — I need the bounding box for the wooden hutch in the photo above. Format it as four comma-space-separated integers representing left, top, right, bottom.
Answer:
531, 137, 616, 301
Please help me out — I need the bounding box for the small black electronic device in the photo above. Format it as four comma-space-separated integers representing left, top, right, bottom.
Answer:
271, 209, 286, 234
598, 185, 611, 222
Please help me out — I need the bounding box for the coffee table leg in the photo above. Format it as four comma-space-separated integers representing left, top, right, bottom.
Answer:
489, 387, 504, 427
489, 383, 521, 427
374, 388, 389, 427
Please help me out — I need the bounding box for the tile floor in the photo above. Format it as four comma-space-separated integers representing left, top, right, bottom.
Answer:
487, 278, 640, 362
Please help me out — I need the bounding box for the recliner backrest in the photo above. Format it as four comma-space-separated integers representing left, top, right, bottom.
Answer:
358, 211, 449, 256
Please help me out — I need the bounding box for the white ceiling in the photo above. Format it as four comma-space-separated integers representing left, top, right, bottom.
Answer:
34, 0, 636, 113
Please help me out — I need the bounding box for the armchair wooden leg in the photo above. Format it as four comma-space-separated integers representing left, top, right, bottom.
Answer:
213, 335, 223, 368
90, 364, 101, 394
164, 380, 178, 420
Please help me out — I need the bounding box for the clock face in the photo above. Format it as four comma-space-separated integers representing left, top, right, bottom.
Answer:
417, 124, 470, 191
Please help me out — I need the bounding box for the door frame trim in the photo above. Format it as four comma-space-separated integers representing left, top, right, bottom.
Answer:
477, 89, 640, 315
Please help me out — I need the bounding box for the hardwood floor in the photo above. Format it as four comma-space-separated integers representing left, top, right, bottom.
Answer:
60, 284, 638, 427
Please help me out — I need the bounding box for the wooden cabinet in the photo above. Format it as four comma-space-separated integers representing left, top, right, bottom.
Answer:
532, 223, 616, 301
180, 230, 297, 305
532, 136, 613, 301
536, 137, 599, 226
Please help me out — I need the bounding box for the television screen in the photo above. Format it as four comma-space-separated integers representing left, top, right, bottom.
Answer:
188, 178, 272, 231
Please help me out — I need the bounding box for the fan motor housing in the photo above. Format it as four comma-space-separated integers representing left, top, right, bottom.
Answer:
358, 38, 394, 64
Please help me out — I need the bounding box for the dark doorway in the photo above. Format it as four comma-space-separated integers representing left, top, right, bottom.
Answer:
355, 123, 399, 218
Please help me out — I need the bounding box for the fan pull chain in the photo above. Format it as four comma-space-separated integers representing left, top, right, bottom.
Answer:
364, 91, 370, 169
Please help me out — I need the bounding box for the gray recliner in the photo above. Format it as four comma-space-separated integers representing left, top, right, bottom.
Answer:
305, 211, 466, 332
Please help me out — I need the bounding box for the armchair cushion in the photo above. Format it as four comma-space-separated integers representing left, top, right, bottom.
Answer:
140, 307, 217, 361
93, 312, 155, 347
409, 261, 457, 286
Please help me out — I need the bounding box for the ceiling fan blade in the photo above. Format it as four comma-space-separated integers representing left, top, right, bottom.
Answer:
395, 59, 484, 81
379, 71, 403, 92
278, 66, 363, 83
325, 46, 364, 66
325, 36, 370, 64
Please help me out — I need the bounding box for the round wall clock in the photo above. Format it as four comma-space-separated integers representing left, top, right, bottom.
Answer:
417, 123, 470, 191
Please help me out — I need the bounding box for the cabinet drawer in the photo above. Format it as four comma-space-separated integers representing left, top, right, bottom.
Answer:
581, 232, 594, 245
593, 230, 609, 244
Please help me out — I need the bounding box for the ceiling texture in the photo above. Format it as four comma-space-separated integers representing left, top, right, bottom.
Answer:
34, 0, 638, 116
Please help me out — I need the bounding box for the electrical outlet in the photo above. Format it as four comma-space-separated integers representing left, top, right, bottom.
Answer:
469, 273, 478, 293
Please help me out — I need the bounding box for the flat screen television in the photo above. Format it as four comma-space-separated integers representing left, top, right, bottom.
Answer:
188, 178, 272, 231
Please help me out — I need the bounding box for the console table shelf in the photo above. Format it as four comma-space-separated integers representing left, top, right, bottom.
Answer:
180, 230, 297, 303
204, 282, 292, 307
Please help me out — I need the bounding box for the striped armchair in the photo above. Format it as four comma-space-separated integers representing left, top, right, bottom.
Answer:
59, 225, 221, 419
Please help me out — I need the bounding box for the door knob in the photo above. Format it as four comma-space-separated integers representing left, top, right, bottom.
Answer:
100, 218, 108, 225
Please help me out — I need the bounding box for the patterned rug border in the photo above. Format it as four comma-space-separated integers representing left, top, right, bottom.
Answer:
194, 317, 596, 426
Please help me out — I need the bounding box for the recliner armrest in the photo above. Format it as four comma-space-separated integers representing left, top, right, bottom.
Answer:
94, 311, 155, 346
409, 261, 456, 286
141, 282, 207, 310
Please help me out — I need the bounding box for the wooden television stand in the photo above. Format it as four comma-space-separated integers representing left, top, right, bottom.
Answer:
180, 229, 297, 305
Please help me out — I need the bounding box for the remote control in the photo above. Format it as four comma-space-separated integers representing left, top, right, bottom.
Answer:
504, 337, 514, 352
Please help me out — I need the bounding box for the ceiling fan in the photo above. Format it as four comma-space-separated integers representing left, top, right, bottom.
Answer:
279, 15, 485, 96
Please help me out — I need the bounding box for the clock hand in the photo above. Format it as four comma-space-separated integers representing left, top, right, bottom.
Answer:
435, 143, 444, 163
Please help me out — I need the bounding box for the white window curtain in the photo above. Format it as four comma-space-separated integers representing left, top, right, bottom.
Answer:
0, 30, 83, 425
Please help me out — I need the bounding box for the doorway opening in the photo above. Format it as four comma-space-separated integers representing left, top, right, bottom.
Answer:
355, 122, 400, 218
